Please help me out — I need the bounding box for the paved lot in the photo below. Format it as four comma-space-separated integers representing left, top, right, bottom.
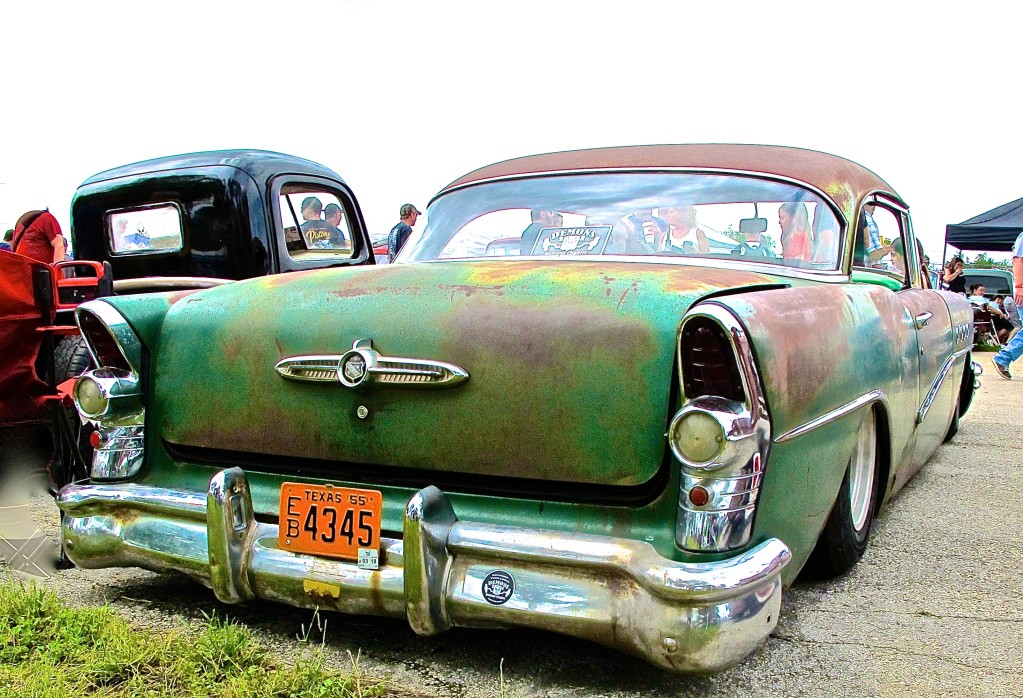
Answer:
2, 354, 1021, 697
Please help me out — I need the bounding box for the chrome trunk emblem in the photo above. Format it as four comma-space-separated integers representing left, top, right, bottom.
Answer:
275, 339, 469, 389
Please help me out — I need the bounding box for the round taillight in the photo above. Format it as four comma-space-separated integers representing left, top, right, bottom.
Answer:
75, 376, 108, 418
89, 431, 103, 449
670, 411, 724, 464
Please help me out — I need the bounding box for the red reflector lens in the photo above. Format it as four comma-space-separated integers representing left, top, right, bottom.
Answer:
89, 431, 103, 448
688, 486, 710, 507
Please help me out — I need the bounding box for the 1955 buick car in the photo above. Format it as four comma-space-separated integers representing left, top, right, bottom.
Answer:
58, 145, 980, 672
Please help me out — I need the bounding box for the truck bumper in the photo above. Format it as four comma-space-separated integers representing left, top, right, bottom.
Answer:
58, 467, 791, 672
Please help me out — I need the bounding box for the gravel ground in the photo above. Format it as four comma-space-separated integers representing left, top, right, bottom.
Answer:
2, 354, 1021, 697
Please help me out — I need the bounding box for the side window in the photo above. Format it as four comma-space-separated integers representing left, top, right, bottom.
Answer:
854, 203, 908, 282
277, 185, 355, 261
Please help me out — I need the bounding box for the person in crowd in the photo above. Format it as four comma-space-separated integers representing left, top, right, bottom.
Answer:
11, 210, 65, 264
299, 197, 345, 249
614, 210, 668, 250
0, 229, 13, 252
323, 203, 348, 247
968, 284, 1013, 343
387, 203, 422, 261
778, 202, 812, 263
859, 204, 889, 266
519, 208, 558, 256
660, 205, 709, 254
996, 295, 1021, 336
993, 232, 1023, 379
606, 215, 654, 255
921, 253, 933, 288
811, 205, 838, 266
732, 223, 768, 257
943, 256, 966, 294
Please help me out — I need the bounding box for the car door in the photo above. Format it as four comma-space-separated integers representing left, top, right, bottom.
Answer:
876, 203, 956, 476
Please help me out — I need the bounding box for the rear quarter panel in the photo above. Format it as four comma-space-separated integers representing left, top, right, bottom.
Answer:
713, 283, 919, 581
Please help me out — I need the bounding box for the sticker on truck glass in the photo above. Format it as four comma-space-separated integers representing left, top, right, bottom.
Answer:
481, 570, 514, 605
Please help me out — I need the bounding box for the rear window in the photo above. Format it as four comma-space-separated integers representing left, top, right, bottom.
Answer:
964, 271, 1012, 295
107, 204, 184, 255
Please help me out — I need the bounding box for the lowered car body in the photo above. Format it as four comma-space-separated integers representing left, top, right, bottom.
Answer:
58, 145, 977, 672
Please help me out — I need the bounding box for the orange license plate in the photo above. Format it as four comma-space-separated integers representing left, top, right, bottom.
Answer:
279, 483, 382, 569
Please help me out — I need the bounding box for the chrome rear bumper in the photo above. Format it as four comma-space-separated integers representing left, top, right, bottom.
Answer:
58, 467, 791, 672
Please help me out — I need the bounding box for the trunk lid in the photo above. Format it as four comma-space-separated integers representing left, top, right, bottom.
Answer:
155, 260, 780, 488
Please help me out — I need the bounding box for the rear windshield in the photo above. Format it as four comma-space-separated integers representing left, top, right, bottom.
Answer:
400, 172, 844, 271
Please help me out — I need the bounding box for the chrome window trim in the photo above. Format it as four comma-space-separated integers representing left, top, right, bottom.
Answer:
74, 300, 143, 375
916, 346, 972, 425
412, 254, 851, 283
774, 389, 887, 444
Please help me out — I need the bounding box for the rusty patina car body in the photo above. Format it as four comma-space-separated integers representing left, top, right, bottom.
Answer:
58, 145, 979, 672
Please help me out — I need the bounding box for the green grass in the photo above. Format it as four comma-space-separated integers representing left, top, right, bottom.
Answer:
0, 580, 390, 697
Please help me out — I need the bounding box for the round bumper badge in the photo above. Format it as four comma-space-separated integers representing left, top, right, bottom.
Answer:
481, 570, 514, 605
339, 352, 368, 387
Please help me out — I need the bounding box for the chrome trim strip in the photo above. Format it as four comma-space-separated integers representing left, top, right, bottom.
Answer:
113, 277, 233, 292
276, 339, 469, 389
58, 471, 791, 673
774, 390, 886, 444
917, 346, 972, 425
414, 252, 850, 283
74, 300, 143, 374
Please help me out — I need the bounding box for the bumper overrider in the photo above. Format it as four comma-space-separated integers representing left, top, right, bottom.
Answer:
58, 467, 791, 672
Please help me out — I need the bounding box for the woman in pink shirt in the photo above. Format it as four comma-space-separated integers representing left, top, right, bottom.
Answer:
779, 202, 813, 264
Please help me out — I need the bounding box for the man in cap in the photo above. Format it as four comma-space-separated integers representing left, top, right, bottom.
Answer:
387, 203, 421, 262
323, 203, 348, 247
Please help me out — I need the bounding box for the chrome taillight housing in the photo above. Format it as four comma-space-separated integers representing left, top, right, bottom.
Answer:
673, 304, 770, 553
74, 301, 146, 480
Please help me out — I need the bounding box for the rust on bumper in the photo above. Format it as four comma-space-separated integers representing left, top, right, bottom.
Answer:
58, 467, 791, 672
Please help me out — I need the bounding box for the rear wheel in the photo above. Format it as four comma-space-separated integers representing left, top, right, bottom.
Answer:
806, 409, 879, 577
943, 398, 960, 443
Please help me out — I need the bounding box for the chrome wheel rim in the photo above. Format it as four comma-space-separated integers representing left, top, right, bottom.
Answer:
849, 411, 876, 533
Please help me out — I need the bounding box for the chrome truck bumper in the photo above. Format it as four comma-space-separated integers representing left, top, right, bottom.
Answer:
58, 467, 791, 672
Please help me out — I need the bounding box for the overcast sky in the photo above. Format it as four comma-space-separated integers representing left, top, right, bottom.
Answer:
1, 1, 1018, 262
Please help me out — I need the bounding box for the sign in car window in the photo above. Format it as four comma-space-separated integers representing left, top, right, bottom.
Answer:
107, 205, 183, 255
530, 225, 611, 256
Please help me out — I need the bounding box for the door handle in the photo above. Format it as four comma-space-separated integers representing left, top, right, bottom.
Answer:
914, 311, 932, 329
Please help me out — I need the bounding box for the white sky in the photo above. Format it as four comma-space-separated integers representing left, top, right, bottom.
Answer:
1, 1, 1019, 264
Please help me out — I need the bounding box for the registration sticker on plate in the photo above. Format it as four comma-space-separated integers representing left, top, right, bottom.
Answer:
279, 484, 381, 568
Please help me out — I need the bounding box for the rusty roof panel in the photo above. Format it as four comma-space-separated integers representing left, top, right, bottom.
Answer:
437, 145, 902, 212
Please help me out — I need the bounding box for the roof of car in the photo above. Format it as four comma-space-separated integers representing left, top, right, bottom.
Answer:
80, 149, 344, 187
437, 144, 902, 213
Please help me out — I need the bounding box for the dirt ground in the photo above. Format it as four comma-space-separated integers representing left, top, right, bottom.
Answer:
2, 354, 1021, 697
